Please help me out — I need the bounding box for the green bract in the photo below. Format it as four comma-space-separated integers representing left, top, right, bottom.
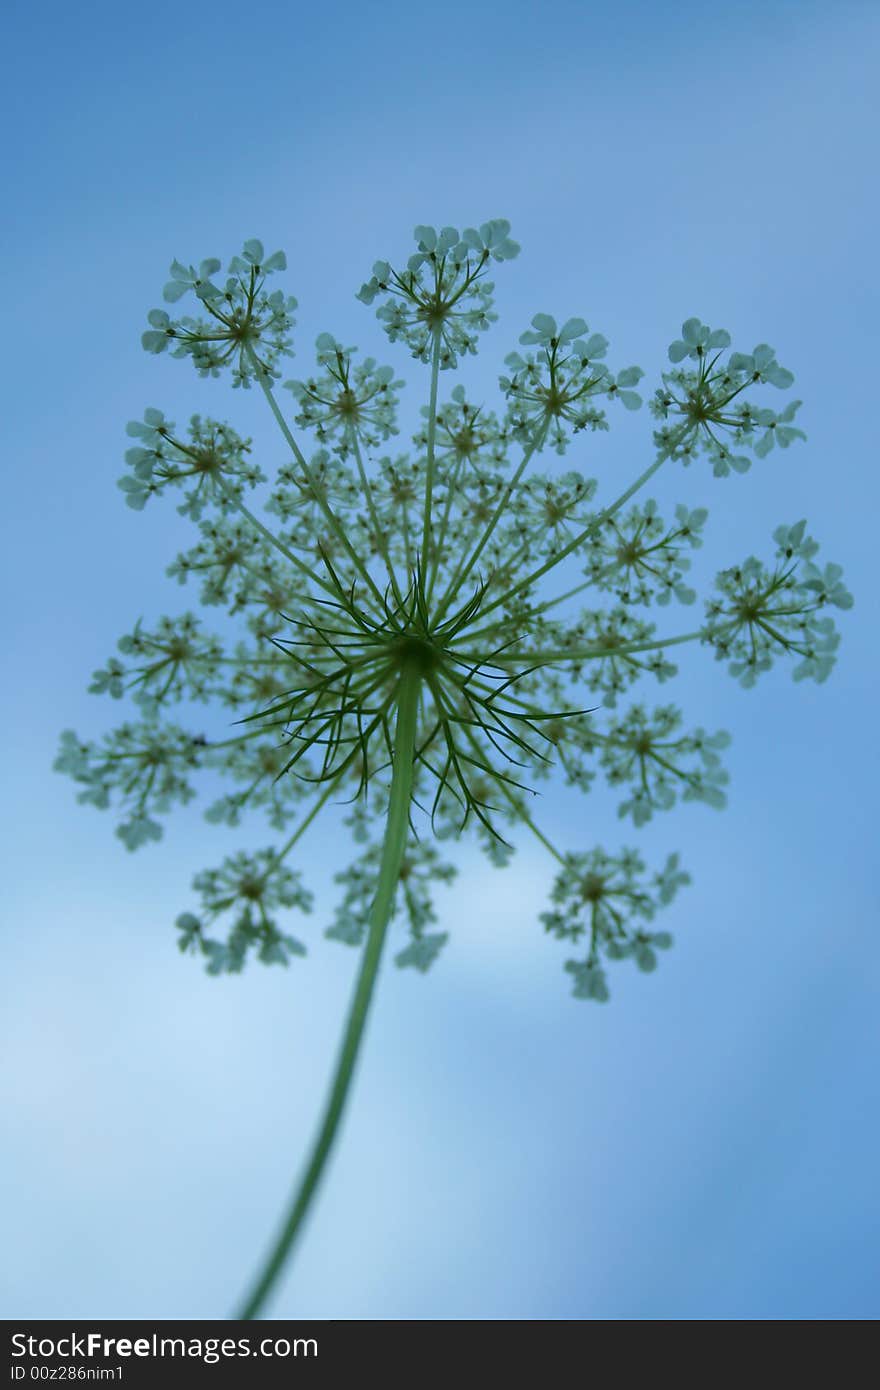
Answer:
57, 221, 852, 1318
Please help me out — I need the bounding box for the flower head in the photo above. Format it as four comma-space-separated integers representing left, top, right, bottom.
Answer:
59, 220, 851, 1003
284, 335, 403, 455
357, 220, 519, 367
142, 239, 296, 386
651, 318, 804, 475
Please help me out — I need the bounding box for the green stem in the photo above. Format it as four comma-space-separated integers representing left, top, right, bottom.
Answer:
473, 433, 686, 627
425, 450, 468, 603
449, 574, 592, 651
435, 421, 547, 621
234, 661, 423, 1320
420, 328, 443, 566
348, 429, 404, 606
449, 629, 703, 668
246, 348, 386, 609
216, 479, 349, 610
272, 775, 347, 863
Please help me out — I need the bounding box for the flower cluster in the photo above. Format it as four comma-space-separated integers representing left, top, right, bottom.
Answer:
120, 411, 262, 516
651, 317, 806, 474
176, 849, 312, 973
165, 517, 279, 610
584, 501, 706, 606
512, 471, 598, 560
55, 724, 202, 850
703, 521, 853, 686
57, 220, 852, 1004
284, 335, 403, 455
142, 239, 297, 386
541, 849, 689, 1001
357, 220, 519, 366
415, 386, 508, 478
598, 704, 730, 825
88, 614, 224, 715
501, 313, 643, 455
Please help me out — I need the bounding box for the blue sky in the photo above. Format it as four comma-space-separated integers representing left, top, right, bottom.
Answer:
2, 0, 878, 1319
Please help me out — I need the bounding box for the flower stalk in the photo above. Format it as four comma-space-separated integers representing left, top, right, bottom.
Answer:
236, 659, 422, 1319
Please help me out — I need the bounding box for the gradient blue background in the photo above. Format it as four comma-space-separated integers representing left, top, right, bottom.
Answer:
2, 0, 878, 1320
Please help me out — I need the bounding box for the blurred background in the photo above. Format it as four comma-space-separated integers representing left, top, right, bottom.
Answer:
2, 0, 878, 1320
